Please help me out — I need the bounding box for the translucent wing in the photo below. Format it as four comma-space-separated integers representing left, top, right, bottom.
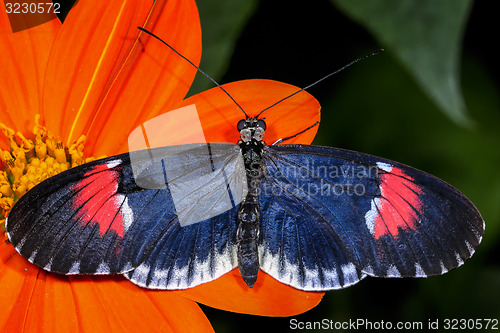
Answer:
259, 144, 484, 291
6, 143, 244, 289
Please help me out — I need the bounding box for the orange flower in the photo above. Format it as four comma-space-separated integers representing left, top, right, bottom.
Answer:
1, 0, 323, 330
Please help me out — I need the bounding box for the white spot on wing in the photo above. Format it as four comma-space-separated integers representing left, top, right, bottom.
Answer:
69, 261, 81, 274
363, 265, 374, 275
414, 263, 426, 277
134, 264, 151, 281
322, 268, 341, 288
465, 240, 475, 256
387, 265, 401, 277
44, 259, 52, 271
364, 199, 379, 235
341, 262, 360, 285
475, 221, 485, 245
106, 159, 122, 169
4, 217, 13, 241
376, 162, 393, 173
122, 262, 133, 272
455, 252, 464, 267
119, 195, 134, 232
440, 261, 448, 274
97, 261, 110, 274
152, 268, 168, 285
28, 250, 38, 263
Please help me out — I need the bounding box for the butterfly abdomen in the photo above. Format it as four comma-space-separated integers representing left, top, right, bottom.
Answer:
237, 199, 260, 288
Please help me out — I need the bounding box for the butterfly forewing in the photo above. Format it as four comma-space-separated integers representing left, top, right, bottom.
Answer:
6, 154, 134, 274
6, 143, 243, 286
258, 144, 484, 290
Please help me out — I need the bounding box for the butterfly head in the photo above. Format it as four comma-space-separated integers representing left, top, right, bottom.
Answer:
237, 118, 266, 143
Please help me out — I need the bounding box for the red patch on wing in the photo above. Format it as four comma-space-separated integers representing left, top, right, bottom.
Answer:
374, 167, 423, 239
72, 164, 126, 238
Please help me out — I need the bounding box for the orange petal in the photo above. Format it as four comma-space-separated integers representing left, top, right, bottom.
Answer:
177, 269, 324, 316
180, 79, 321, 145
0, 242, 213, 332
41, 0, 201, 157
42, 0, 152, 143
68, 276, 213, 332
146, 288, 215, 333
0, 243, 48, 330
0, 4, 61, 147
23, 271, 80, 332
85, 0, 202, 157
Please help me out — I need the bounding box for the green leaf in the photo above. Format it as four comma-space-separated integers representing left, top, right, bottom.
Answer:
188, 0, 258, 96
332, 0, 473, 126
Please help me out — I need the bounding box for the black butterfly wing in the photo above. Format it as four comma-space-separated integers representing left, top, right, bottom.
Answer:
7, 155, 131, 274
258, 144, 484, 291
6, 143, 245, 289
7, 140, 484, 291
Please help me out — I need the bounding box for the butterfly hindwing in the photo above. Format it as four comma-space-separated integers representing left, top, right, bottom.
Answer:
258, 146, 372, 290
124, 207, 238, 289
258, 144, 484, 290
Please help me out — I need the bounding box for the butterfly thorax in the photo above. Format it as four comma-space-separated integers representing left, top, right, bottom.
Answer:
236, 118, 266, 288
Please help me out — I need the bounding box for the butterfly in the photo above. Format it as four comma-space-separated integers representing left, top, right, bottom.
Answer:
5, 29, 484, 291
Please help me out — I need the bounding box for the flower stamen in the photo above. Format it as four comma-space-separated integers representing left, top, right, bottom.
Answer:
0, 116, 100, 241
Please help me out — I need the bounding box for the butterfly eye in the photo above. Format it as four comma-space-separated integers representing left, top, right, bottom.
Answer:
257, 119, 266, 130
240, 128, 252, 142
237, 119, 246, 131
254, 127, 265, 141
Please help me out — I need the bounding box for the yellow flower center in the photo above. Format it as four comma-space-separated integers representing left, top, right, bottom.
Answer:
0, 115, 101, 241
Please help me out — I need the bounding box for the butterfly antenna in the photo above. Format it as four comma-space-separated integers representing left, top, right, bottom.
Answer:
257, 49, 384, 117
272, 121, 320, 145
137, 27, 249, 118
